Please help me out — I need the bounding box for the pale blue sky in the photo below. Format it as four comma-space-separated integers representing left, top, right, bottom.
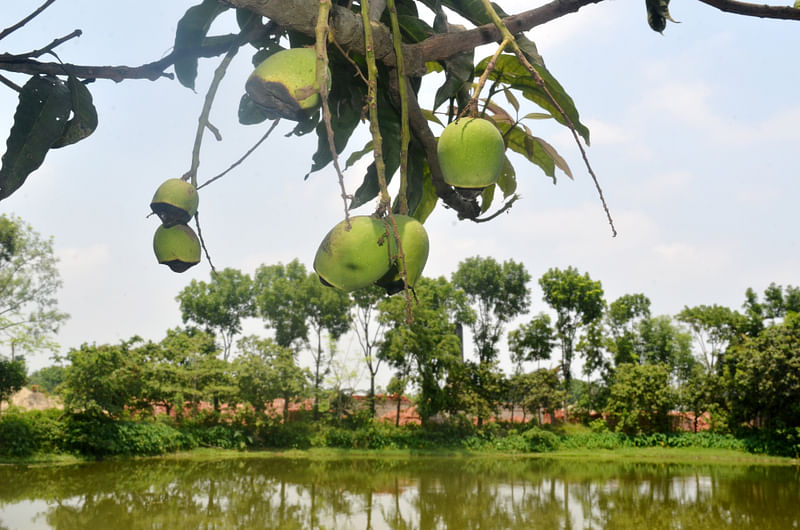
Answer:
1, 1, 798, 385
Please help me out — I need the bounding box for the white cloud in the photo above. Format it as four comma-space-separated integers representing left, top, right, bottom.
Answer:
56, 245, 112, 278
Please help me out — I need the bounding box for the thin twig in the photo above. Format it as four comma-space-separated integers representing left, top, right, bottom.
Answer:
473, 194, 519, 223
184, 45, 239, 188
0, 0, 59, 41
197, 119, 280, 190
25, 30, 82, 59
470, 37, 510, 116
316, 0, 352, 226
479, 0, 617, 237
194, 212, 217, 274
0, 73, 21, 92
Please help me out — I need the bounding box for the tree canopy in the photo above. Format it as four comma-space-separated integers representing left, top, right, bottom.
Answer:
0, 214, 67, 360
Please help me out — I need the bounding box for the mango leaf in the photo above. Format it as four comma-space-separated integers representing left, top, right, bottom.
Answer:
646, 0, 677, 33
535, 136, 573, 180
305, 49, 367, 176
391, 140, 427, 215
503, 87, 520, 113
480, 183, 495, 214
410, 166, 438, 223
523, 112, 553, 120
396, 14, 434, 42
174, 0, 230, 89
497, 156, 517, 198
420, 108, 443, 127
433, 49, 474, 111
496, 121, 555, 181
345, 141, 374, 170
51, 75, 98, 148
238, 93, 273, 125
476, 54, 590, 145
0, 76, 72, 200
350, 91, 403, 209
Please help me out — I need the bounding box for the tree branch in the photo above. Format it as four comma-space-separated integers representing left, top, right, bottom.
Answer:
0, 0, 59, 41
696, 0, 800, 20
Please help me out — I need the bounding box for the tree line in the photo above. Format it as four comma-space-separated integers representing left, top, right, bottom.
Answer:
5, 253, 797, 454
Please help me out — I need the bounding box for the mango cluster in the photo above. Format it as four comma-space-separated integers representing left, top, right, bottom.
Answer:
150, 178, 200, 273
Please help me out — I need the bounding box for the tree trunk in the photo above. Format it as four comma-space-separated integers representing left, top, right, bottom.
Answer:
369, 373, 376, 418
395, 393, 401, 427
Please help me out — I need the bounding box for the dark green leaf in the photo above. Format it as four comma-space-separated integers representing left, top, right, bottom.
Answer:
480, 183, 495, 214
306, 52, 366, 177
396, 14, 434, 43
646, 0, 676, 33
0, 76, 72, 201
237, 93, 272, 125
433, 50, 475, 111
392, 140, 426, 215
411, 169, 438, 223
476, 54, 590, 145
345, 141, 374, 170
174, 0, 230, 89
350, 91, 403, 209
51, 75, 98, 148
497, 156, 517, 198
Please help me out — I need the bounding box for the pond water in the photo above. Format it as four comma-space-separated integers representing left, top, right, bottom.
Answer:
1, 455, 798, 529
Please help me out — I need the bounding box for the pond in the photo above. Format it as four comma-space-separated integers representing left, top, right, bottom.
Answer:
1, 455, 798, 529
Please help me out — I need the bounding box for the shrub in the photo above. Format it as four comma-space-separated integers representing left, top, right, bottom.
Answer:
0, 408, 64, 457
521, 426, 561, 452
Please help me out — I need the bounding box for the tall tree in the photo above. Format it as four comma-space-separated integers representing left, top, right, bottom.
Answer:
378, 276, 474, 425
350, 285, 386, 417
605, 363, 676, 435
0, 214, 68, 360
254, 260, 351, 417
176, 268, 255, 361
677, 304, 745, 373
727, 312, 800, 433
0, 357, 26, 412
61, 338, 144, 418
235, 335, 309, 421
452, 256, 531, 364
538, 266, 605, 388
508, 314, 555, 369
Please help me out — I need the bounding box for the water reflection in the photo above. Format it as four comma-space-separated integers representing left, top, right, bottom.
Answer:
1, 457, 798, 529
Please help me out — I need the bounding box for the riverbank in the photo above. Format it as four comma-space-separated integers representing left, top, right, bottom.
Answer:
5, 445, 796, 468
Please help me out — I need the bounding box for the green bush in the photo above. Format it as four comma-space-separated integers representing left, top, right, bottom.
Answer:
0, 408, 64, 457
521, 426, 561, 452
63, 413, 188, 456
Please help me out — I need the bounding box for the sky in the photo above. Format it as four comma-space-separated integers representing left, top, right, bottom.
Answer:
1, 1, 798, 389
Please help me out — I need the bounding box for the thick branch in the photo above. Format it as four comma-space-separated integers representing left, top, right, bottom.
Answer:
696, 0, 800, 19
227, 0, 605, 75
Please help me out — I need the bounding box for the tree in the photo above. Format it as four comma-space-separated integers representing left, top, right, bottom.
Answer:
378, 276, 474, 424
605, 363, 676, 435
0, 357, 26, 411
452, 256, 531, 364
0, 214, 68, 360
727, 312, 800, 432
27, 364, 65, 394
254, 260, 351, 417
350, 285, 387, 417
235, 335, 309, 421
176, 268, 255, 361
61, 339, 144, 418
538, 266, 605, 388
135, 327, 225, 417
677, 304, 746, 373
508, 314, 554, 368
